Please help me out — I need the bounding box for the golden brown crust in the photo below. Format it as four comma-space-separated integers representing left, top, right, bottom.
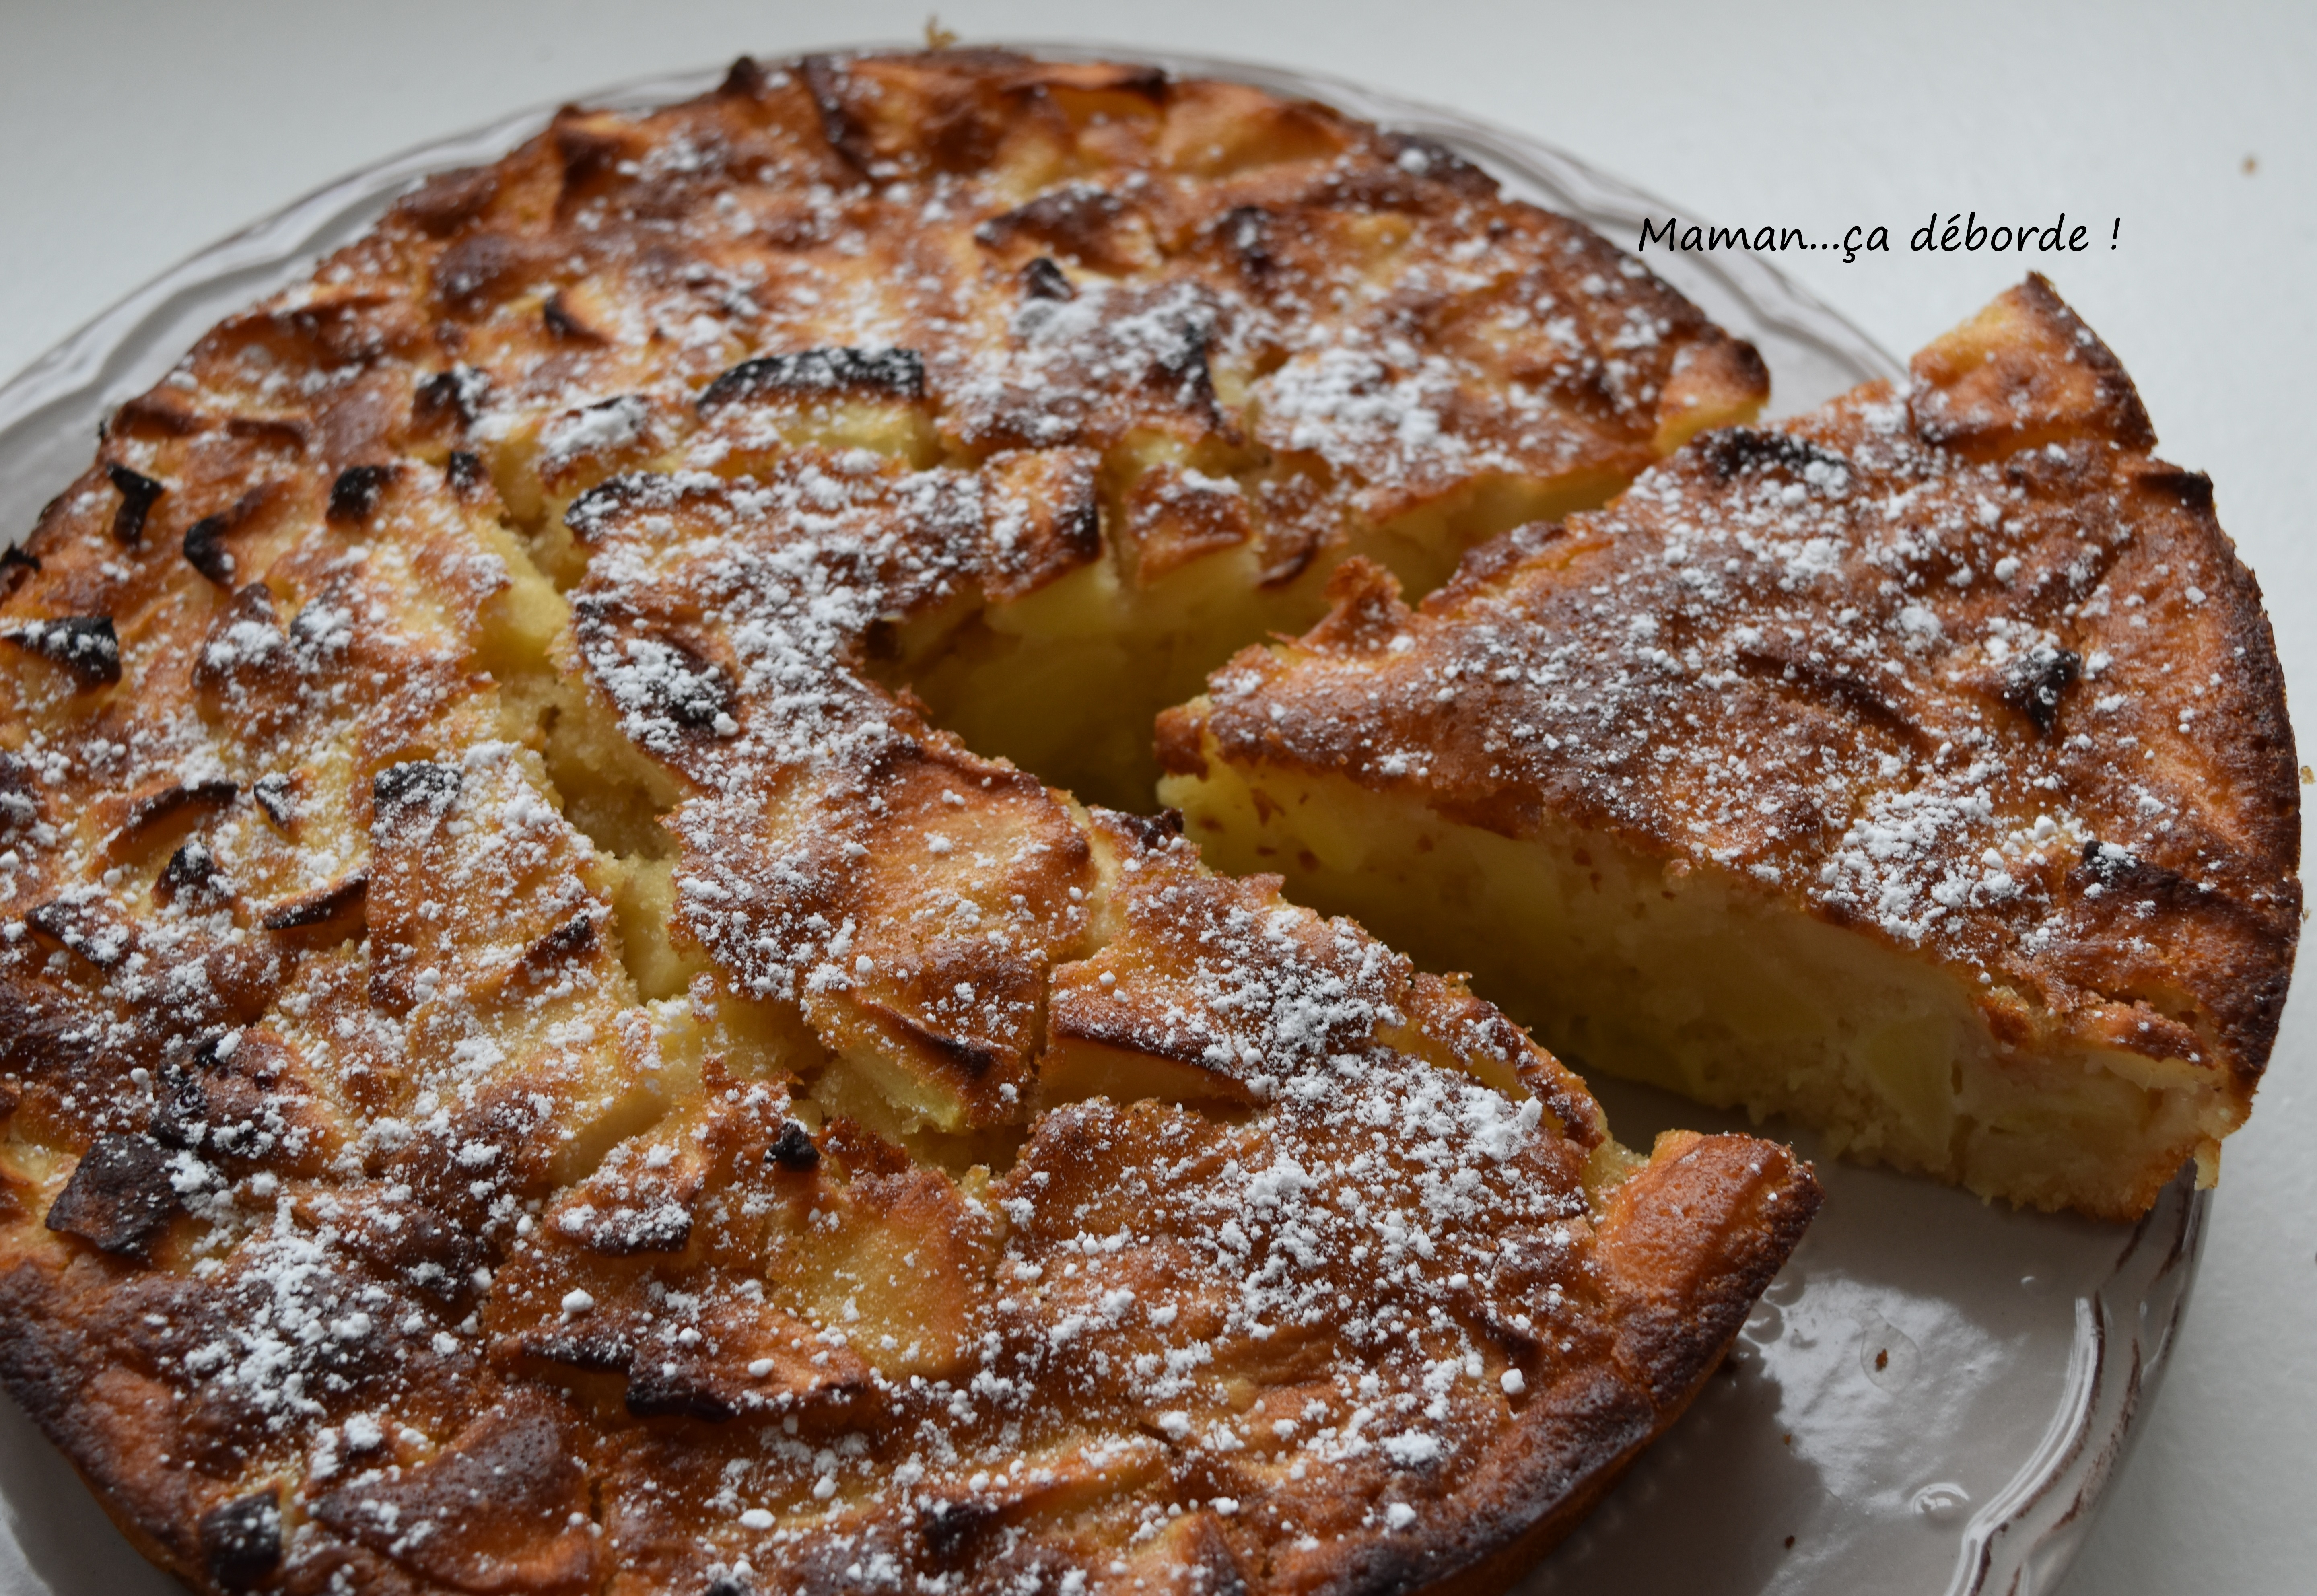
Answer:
1591, 1133, 1820, 1412
0, 49, 1804, 1596
1166, 277, 2299, 1204
1277, 1133, 1820, 1596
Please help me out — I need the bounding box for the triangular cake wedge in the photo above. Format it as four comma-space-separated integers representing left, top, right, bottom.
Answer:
1161, 276, 2300, 1219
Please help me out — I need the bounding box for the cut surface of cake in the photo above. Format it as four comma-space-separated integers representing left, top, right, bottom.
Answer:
0, 49, 1814, 1596
1162, 276, 2300, 1220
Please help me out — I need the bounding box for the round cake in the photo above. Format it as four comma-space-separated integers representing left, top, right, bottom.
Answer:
0, 49, 1815, 1596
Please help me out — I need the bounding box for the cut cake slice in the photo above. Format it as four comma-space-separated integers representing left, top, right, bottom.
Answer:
1161, 276, 2300, 1219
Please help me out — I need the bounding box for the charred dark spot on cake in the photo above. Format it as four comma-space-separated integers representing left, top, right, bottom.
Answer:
698, 347, 927, 413
223, 413, 312, 449
109, 393, 206, 439
25, 898, 136, 970
2002, 642, 2082, 734
1219, 205, 1275, 280
327, 463, 394, 525
197, 1488, 282, 1592
719, 54, 770, 100
1112, 809, 1187, 851
251, 772, 299, 832
976, 184, 1142, 272
1049, 468, 1103, 558
766, 1120, 822, 1171
1031, 58, 1170, 97
105, 777, 239, 863
534, 914, 601, 962
181, 514, 237, 584
45, 1133, 182, 1258
544, 289, 609, 343
1697, 428, 1852, 488
398, 164, 500, 237
413, 364, 491, 430
623, 1363, 737, 1423
1019, 255, 1075, 302
1148, 322, 1221, 419
523, 1329, 634, 1373
800, 54, 875, 173
0, 542, 40, 598
919, 1498, 1002, 1563
155, 840, 231, 908
507, 913, 602, 992
158, 839, 227, 899
148, 1060, 212, 1152
149, 1031, 311, 1165
0, 751, 35, 833
2069, 839, 2230, 918
445, 449, 487, 495
614, 632, 737, 733
862, 615, 907, 663
259, 874, 368, 939
374, 760, 462, 820
2135, 465, 2216, 515
104, 463, 165, 546
4, 615, 122, 685
865, 995, 1007, 1080
2080, 839, 2139, 886
564, 474, 656, 541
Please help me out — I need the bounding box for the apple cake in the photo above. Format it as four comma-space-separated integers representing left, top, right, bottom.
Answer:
1162, 276, 2300, 1220
0, 48, 1814, 1596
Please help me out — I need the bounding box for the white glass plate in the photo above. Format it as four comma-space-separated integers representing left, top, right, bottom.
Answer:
0, 45, 2200, 1596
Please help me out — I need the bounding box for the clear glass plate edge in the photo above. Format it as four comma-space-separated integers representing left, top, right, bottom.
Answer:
0, 41, 2204, 1596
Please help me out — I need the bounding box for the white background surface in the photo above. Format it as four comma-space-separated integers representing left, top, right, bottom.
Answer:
1, 2, 2310, 1591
